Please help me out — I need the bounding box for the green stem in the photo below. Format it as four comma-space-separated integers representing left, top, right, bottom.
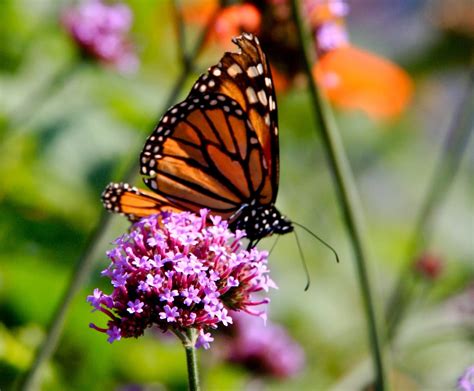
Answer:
290, 2, 387, 390
18, 11, 218, 390
184, 329, 200, 391
19, 211, 112, 391
385, 69, 474, 341
172, 0, 190, 72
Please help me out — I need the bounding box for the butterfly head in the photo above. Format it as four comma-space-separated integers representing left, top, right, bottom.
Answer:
229, 202, 293, 242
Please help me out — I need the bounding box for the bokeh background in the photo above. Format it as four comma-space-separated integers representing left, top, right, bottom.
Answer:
1, 0, 473, 390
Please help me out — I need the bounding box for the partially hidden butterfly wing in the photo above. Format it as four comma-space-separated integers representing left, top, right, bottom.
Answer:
189, 33, 280, 202
139, 92, 272, 217
102, 182, 184, 221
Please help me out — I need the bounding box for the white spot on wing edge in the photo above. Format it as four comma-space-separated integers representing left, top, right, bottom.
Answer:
246, 87, 258, 104
264, 113, 270, 126
247, 66, 258, 78
269, 96, 276, 111
227, 63, 243, 77
257, 90, 268, 106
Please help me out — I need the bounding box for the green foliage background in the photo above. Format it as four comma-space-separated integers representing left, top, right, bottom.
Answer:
0, 1, 472, 390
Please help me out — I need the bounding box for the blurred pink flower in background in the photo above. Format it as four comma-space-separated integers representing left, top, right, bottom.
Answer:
458, 365, 474, 391
315, 21, 349, 53
217, 312, 305, 379
61, 0, 138, 73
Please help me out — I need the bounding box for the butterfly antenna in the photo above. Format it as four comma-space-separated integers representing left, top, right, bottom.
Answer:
269, 234, 281, 255
293, 229, 311, 291
292, 221, 340, 264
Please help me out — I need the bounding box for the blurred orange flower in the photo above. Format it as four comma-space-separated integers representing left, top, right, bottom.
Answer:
181, 0, 218, 26
270, 64, 291, 92
211, 4, 261, 47
182, 1, 261, 49
313, 45, 414, 120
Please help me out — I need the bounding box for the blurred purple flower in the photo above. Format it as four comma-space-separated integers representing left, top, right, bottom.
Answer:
218, 312, 305, 379
88, 209, 275, 349
328, 0, 349, 17
302, 0, 350, 55
316, 22, 349, 53
458, 365, 474, 391
61, 0, 138, 73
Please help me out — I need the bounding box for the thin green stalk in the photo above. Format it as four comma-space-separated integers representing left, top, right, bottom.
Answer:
19, 211, 112, 391
172, 0, 190, 72
184, 329, 201, 391
19, 9, 218, 390
385, 69, 474, 341
290, 2, 387, 390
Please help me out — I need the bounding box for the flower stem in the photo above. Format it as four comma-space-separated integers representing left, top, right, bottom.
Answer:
184, 329, 201, 391
385, 69, 474, 341
19, 212, 112, 391
172, 0, 190, 72
19, 12, 218, 391
291, 2, 387, 390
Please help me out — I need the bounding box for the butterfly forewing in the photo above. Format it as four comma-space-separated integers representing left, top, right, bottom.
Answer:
190, 33, 280, 201
140, 92, 272, 217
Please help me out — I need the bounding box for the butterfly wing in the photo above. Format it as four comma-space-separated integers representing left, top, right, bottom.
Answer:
102, 33, 290, 240
139, 92, 272, 218
102, 182, 185, 221
189, 33, 280, 202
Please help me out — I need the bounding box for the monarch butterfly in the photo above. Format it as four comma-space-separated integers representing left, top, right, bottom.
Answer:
102, 33, 293, 246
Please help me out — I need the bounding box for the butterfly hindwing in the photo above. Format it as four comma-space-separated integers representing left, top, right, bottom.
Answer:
102, 182, 184, 221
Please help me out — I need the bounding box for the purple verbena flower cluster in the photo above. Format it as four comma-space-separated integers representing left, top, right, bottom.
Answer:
61, 0, 138, 73
458, 365, 474, 391
88, 209, 275, 349
316, 22, 349, 53
218, 312, 305, 379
